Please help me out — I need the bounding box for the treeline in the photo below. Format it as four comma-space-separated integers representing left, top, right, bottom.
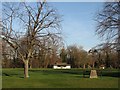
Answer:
60, 45, 119, 69
2, 36, 62, 68
2, 43, 119, 69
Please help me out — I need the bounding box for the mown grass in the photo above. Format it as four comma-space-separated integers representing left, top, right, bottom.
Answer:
2, 68, 119, 88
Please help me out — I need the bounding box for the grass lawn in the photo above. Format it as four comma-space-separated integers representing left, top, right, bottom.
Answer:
2, 68, 119, 88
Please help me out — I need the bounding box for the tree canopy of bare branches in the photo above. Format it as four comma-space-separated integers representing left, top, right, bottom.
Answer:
95, 2, 120, 68
2, 1, 62, 78
95, 2, 120, 43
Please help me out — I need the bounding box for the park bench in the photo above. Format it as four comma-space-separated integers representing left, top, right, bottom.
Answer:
97, 69, 103, 77
83, 70, 91, 78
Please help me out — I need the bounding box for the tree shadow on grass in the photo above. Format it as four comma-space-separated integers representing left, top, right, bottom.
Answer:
29, 69, 120, 78
2, 72, 23, 78
29, 69, 63, 74
60, 71, 82, 75
2, 73, 10, 76
19, 76, 24, 78
30, 69, 88, 76
2, 73, 18, 77
101, 71, 120, 78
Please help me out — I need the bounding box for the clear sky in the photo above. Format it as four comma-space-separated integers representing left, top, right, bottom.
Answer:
49, 2, 104, 51
0, 1, 105, 51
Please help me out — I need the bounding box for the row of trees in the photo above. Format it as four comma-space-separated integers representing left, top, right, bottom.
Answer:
2, 43, 119, 69
60, 45, 119, 69
2, 36, 62, 68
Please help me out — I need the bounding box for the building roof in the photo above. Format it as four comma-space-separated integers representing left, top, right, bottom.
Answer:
55, 63, 70, 66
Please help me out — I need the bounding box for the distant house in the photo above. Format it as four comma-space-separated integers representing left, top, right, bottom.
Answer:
53, 63, 71, 69
99, 64, 105, 69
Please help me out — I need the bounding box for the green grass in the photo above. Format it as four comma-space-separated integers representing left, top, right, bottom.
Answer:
2, 68, 119, 88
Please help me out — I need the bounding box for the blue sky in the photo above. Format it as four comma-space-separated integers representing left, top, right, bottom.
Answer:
49, 2, 104, 51
0, 2, 105, 51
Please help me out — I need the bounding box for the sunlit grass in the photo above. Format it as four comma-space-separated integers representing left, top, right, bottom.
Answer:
2, 68, 119, 88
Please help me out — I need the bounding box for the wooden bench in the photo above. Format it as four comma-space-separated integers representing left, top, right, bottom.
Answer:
83, 70, 91, 78
97, 70, 103, 77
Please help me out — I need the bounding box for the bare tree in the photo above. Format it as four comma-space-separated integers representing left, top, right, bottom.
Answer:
95, 2, 120, 67
95, 2, 120, 42
1, 2, 61, 78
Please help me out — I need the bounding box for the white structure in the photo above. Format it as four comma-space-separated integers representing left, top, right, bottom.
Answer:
99, 64, 105, 69
53, 63, 71, 69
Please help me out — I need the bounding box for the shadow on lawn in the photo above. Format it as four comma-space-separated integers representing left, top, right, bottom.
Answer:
29, 69, 65, 74
101, 71, 120, 78
30, 69, 84, 76
19, 76, 24, 78
2, 73, 10, 76
2, 73, 19, 77
61, 69, 120, 78
29, 69, 120, 78
60, 70, 82, 75
3, 69, 119, 78
40, 69, 120, 78
2, 72, 23, 78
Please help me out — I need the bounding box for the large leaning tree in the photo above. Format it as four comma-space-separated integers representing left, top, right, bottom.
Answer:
1, 1, 62, 78
95, 1, 120, 66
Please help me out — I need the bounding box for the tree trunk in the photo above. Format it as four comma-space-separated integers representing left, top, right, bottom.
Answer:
24, 60, 29, 78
